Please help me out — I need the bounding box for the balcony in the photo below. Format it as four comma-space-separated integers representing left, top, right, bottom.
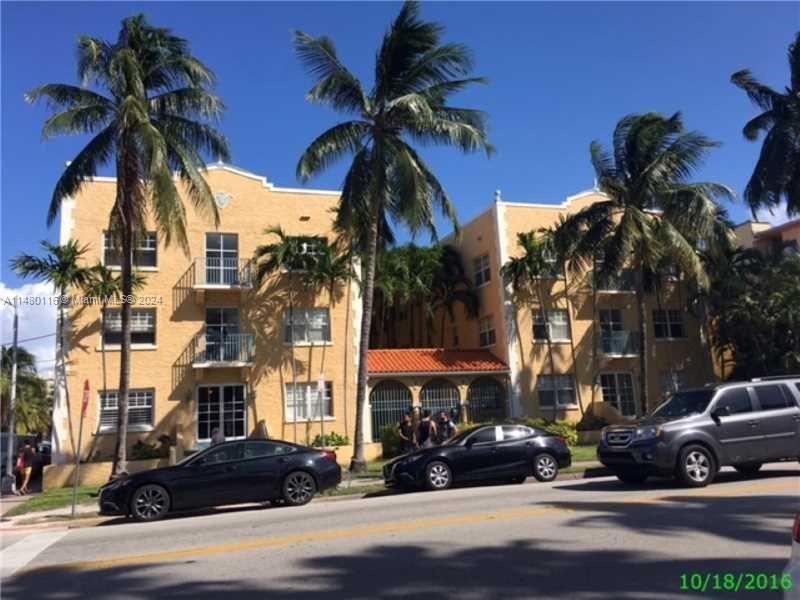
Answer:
594, 270, 635, 293
192, 257, 253, 289
191, 333, 255, 368
597, 331, 640, 357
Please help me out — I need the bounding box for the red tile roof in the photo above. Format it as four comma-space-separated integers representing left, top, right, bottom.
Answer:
368, 348, 509, 375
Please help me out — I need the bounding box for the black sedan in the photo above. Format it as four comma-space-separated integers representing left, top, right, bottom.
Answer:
384, 424, 571, 490
99, 439, 341, 522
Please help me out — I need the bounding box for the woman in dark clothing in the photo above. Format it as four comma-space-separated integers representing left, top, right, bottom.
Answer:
417, 410, 438, 449
398, 414, 416, 454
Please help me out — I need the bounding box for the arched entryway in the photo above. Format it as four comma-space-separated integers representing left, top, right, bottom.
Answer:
369, 380, 412, 442
467, 377, 506, 422
420, 378, 460, 419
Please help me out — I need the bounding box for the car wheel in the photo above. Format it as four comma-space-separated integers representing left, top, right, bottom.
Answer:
130, 484, 170, 522
614, 469, 648, 484
733, 462, 763, 477
425, 461, 452, 490
677, 445, 716, 487
532, 453, 559, 482
282, 471, 317, 506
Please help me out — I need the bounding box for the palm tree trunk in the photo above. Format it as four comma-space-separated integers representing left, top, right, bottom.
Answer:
590, 272, 599, 413
635, 266, 649, 417
112, 210, 133, 477
319, 283, 334, 447
409, 299, 415, 347
698, 300, 715, 383
562, 267, 583, 416
343, 265, 353, 438
351, 201, 381, 473
536, 278, 558, 421
440, 309, 447, 347
57, 297, 77, 457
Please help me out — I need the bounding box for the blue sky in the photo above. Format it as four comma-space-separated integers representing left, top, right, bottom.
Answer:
1, 1, 797, 292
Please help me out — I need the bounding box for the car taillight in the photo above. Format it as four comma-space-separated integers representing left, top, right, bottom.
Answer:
319, 450, 337, 462
793, 513, 800, 544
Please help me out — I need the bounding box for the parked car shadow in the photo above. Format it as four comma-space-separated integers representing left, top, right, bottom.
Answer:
97, 501, 277, 526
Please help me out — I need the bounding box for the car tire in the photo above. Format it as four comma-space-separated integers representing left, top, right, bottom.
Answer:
532, 453, 559, 482
614, 469, 648, 484
733, 462, 763, 477
677, 444, 716, 487
130, 484, 170, 522
282, 471, 317, 506
425, 461, 452, 491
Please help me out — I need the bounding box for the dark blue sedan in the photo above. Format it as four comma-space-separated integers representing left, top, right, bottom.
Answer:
384, 424, 572, 490
99, 439, 341, 521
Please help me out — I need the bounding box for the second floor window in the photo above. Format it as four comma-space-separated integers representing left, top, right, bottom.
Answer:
473, 254, 491, 287
599, 309, 623, 334
103, 309, 156, 346
103, 232, 157, 268
99, 389, 154, 432
284, 308, 331, 344
479, 315, 496, 347
653, 309, 685, 339
533, 310, 571, 342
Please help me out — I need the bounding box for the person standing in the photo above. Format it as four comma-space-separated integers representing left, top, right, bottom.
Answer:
417, 410, 437, 449
397, 414, 416, 454
19, 440, 35, 495
437, 411, 458, 444
210, 427, 225, 446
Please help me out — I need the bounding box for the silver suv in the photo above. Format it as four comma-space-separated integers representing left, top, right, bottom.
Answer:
598, 375, 800, 487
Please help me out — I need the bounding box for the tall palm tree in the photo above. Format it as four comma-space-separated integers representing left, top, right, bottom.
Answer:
432, 245, 480, 347
294, 1, 492, 471
304, 242, 355, 445
0, 346, 49, 434
26, 15, 230, 476
81, 264, 145, 461
254, 226, 312, 444
501, 232, 560, 419
559, 112, 732, 415
11, 240, 91, 456
731, 32, 800, 217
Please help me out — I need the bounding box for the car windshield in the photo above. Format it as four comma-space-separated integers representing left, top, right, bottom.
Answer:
650, 389, 714, 420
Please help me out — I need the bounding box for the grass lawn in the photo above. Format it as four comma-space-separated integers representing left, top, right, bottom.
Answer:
570, 444, 598, 463
6, 485, 99, 517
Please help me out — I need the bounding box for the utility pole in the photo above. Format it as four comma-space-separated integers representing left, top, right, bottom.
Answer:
3, 298, 19, 495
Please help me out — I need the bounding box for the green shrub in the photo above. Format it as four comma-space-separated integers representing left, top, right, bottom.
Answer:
380, 425, 403, 458
512, 417, 579, 446
576, 410, 608, 431
312, 431, 350, 447
130, 440, 169, 460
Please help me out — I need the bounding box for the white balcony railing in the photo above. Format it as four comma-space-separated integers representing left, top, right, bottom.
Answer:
192, 333, 255, 366
193, 257, 253, 288
598, 331, 640, 357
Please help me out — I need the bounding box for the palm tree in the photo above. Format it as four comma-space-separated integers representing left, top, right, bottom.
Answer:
26, 15, 230, 476
81, 264, 145, 461
559, 113, 732, 415
11, 240, 91, 456
254, 226, 312, 444
294, 1, 492, 471
501, 232, 560, 419
0, 346, 49, 434
432, 245, 479, 347
304, 241, 355, 445
731, 32, 800, 218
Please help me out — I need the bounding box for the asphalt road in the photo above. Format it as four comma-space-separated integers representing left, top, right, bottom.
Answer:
2, 464, 798, 599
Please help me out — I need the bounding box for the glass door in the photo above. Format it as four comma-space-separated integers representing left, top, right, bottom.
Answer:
205, 308, 240, 362
205, 233, 239, 285
198, 384, 246, 442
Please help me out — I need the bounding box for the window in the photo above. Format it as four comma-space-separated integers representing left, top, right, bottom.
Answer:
542, 248, 562, 278
284, 308, 331, 344
468, 426, 497, 444
599, 309, 623, 334
659, 370, 689, 397
714, 388, 752, 415
653, 310, 685, 339
205, 233, 239, 285
753, 385, 792, 411
479, 315, 496, 347
538, 375, 577, 409
198, 385, 246, 442
600, 373, 636, 416
286, 237, 327, 271
502, 425, 533, 440
103, 232, 157, 268
473, 254, 491, 287
244, 441, 296, 458
103, 309, 156, 346
194, 443, 244, 466
99, 390, 153, 432
285, 382, 333, 422
533, 310, 571, 342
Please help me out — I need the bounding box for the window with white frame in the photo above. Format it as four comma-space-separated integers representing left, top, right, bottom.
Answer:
600, 373, 636, 416
542, 248, 562, 278
599, 309, 623, 334
286, 237, 327, 271
99, 389, 154, 432
653, 309, 685, 339
479, 315, 496, 347
473, 254, 491, 287
283, 308, 331, 344
285, 382, 333, 422
537, 375, 577, 409
103, 309, 156, 345
659, 370, 689, 397
103, 232, 157, 268
533, 310, 571, 342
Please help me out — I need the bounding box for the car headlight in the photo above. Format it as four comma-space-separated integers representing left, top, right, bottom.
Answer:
399, 454, 424, 466
632, 426, 662, 441
101, 478, 129, 492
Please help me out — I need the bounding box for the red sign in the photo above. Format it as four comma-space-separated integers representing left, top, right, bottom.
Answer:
81, 380, 90, 416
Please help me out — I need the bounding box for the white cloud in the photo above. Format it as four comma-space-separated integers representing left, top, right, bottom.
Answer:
756, 201, 792, 227
0, 281, 58, 378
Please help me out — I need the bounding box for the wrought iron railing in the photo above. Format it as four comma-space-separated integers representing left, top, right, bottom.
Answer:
193, 257, 253, 287
597, 330, 640, 356
192, 333, 255, 365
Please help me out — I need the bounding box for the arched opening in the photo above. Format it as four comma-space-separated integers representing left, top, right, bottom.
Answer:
420, 378, 460, 420
369, 380, 412, 442
467, 377, 506, 422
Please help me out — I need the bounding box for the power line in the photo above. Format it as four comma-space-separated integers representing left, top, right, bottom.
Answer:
0, 332, 56, 345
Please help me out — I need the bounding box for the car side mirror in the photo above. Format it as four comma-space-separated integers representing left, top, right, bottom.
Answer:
711, 405, 730, 420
